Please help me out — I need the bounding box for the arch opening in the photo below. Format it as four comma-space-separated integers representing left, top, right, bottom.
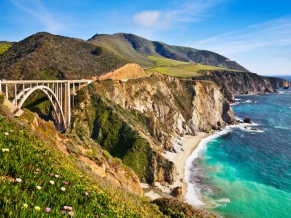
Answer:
16, 86, 66, 131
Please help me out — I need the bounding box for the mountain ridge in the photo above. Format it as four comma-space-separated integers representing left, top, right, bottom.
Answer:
88, 33, 249, 72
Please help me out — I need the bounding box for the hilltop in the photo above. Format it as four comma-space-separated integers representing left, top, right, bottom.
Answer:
0, 32, 129, 80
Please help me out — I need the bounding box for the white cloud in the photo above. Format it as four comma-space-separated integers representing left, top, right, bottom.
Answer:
133, 0, 223, 29
279, 52, 291, 57
188, 15, 291, 55
10, 0, 63, 33
133, 11, 161, 28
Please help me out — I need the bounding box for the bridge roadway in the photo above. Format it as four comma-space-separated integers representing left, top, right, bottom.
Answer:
0, 80, 93, 131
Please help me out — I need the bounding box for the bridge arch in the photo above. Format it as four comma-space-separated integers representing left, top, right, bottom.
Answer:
17, 85, 66, 130
0, 79, 92, 131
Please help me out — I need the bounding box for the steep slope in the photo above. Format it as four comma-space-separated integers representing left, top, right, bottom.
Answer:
88, 33, 154, 68
68, 73, 235, 184
264, 76, 291, 88
98, 63, 148, 80
196, 71, 291, 101
88, 33, 248, 71
0, 32, 129, 80
0, 93, 219, 217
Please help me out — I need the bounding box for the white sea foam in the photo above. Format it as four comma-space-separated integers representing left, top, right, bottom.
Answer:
216, 198, 231, 203
185, 127, 233, 206
185, 122, 261, 207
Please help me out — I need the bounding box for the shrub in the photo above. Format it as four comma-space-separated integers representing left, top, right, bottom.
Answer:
74, 89, 87, 106
92, 46, 103, 56
153, 198, 217, 218
0, 94, 4, 104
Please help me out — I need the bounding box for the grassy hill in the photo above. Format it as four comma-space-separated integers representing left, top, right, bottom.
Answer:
0, 32, 129, 80
145, 56, 241, 78
88, 33, 249, 72
0, 94, 217, 218
0, 32, 249, 81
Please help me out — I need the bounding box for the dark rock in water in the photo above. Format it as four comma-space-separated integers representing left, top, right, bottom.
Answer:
244, 126, 248, 129
283, 86, 290, 89
251, 128, 258, 131
171, 187, 182, 197
243, 117, 252, 124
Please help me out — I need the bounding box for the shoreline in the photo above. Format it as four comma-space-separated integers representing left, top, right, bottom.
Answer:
170, 132, 209, 199
143, 132, 208, 200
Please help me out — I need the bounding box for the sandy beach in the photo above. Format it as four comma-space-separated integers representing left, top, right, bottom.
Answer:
143, 132, 208, 200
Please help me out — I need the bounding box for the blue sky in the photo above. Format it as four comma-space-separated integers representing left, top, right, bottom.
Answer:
1, 0, 291, 75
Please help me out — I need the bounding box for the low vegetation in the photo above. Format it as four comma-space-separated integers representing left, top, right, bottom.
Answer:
147, 56, 189, 67
0, 32, 129, 80
0, 91, 213, 217
153, 198, 217, 218
0, 42, 12, 54
0, 104, 163, 217
89, 33, 248, 71
71, 86, 157, 182
145, 61, 242, 79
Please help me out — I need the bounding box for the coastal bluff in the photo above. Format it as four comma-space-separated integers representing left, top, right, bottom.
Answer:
68, 72, 236, 185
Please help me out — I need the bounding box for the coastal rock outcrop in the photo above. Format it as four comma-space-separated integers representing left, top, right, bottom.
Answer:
98, 63, 147, 80
243, 117, 252, 124
265, 76, 291, 89
171, 187, 182, 197
200, 71, 291, 102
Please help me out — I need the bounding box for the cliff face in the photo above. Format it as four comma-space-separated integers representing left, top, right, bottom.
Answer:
28, 109, 144, 196
203, 71, 273, 97
98, 63, 147, 80
264, 76, 291, 88
201, 71, 291, 101
69, 72, 235, 184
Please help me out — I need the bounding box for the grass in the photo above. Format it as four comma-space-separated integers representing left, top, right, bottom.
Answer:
0, 105, 165, 217
147, 56, 189, 67
145, 60, 241, 78
0, 43, 12, 54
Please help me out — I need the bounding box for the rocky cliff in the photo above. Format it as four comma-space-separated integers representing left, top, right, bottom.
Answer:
98, 63, 147, 80
200, 71, 291, 102
264, 76, 291, 89
69, 72, 235, 184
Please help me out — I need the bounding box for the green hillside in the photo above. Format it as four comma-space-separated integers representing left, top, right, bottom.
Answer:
0, 32, 249, 81
0, 32, 129, 80
88, 33, 249, 72
0, 94, 217, 218
145, 56, 240, 78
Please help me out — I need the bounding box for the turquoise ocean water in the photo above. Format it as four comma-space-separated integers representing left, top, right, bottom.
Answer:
185, 75, 291, 218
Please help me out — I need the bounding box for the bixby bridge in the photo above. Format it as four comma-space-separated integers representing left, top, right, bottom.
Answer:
0, 80, 93, 131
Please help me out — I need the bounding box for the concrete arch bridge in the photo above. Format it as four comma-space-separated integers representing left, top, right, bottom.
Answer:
0, 80, 92, 131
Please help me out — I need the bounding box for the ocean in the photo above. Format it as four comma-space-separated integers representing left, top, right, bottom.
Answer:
185, 75, 291, 218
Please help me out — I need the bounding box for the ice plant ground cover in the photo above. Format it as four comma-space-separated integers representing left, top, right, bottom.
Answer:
0, 106, 163, 217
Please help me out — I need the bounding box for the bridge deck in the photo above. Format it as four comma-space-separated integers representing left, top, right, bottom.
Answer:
0, 80, 92, 84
